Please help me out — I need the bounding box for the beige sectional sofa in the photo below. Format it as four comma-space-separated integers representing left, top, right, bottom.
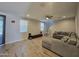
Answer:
42, 32, 79, 57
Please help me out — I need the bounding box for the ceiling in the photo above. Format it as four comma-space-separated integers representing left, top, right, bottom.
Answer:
0, 2, 31, 17
27, 2, 77, 20
0, 2, 78, 20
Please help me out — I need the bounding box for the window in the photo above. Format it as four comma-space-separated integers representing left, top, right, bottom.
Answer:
40, 22, 45, 31
20, 20, 28, 32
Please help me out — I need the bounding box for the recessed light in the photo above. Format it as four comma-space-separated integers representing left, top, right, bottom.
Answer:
62, 16, 66, 18
26, 14, 30, 17
46, 17, 49, 20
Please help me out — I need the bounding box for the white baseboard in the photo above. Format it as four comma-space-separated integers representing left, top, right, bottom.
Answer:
0, 38, 27, 46
5, 39, 22, 45
0, 44, 5, 46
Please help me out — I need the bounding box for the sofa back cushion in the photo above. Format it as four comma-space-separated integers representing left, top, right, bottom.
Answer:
53, 31, 69, 40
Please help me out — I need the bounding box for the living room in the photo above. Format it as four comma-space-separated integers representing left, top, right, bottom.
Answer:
0, 2, 79, 57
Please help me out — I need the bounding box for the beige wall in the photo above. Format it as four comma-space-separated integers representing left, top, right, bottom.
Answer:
75, 4, 79, 36
21, 19, 40, 40
28, 19, 40, 35
49, 18, 75, 34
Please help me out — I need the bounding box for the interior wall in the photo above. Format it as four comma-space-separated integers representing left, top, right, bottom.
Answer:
75, 4, 79, 36
28, 19, 40, 35
20, 19, 40, 40
49, 18, 75, 34
0, 12, 21, 44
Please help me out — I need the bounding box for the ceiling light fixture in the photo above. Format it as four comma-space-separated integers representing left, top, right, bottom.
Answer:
62, 16, 66, 18
46, 17, 49, 20
26, 14, 30, 17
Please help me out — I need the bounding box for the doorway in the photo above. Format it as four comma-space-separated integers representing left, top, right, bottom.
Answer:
0, 15, 6, 45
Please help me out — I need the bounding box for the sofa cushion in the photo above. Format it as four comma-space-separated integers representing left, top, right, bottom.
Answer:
53, 35, 63, 40
53, 31, 69, 40
68, 40, 77, 46
76, 40, 79, 48
67, 37, 77, 46
61, 36, 69, 42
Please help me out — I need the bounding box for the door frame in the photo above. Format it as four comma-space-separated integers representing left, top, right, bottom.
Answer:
0, 15, 6, 45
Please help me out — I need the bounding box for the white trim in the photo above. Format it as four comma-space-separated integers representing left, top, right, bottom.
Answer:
5, 39, 22, 45
0, 44, 5, 47
0, 39, 22, 46
0, 40, 22, 46
0, 38, 25, 46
